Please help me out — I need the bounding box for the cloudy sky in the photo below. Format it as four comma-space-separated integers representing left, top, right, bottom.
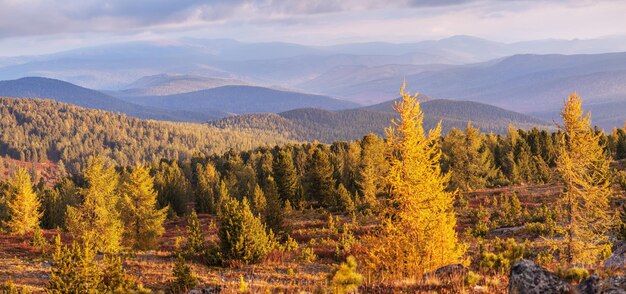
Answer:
0, 0, 625, 56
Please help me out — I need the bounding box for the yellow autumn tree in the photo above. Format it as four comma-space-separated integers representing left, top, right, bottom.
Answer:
551, 93, 615, 266
4, 168, 42, 235
361, 83, 465, 281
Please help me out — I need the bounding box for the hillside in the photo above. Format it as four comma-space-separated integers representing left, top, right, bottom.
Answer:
0, 97, 293, 172
209, 99, 551, 142
0, 77, 222, 121
116, 73, 249, 96
122, 85, 360, 115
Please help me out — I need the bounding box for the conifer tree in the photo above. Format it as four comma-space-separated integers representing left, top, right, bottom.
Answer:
183, 211, 205, 257
264, 176, 283, 233
273, 150, 299, 205
169, 254, 198, 293
362, 83, 465, 279
355, 154, 378, 212
3, 168, 42, 235
218, 196, 274, 264
336, 184, 355, 215
120, 164, 167, 250
195, 162, 219, 214
154, 161, 190, 216
441, 124, 494, 191
48, 234, 101, 293
66, 156, 123, 253
553, 93, 615, 266
251, 184, 267, 217
304, 148, 336, 208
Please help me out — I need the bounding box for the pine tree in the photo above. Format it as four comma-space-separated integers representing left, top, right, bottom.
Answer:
3, 168, 42, 235
362, 83, 465, 279
195, 162, 219, 214
304, 148, 336, 208
355, 154, 378, 212
251, 184, 267, 217
183, 211, 205, 257
553, 93, 615, 266
441, 124, 495, 191
66, 156, 123, 253
154, 161, 190, 216
330, 256, 363, 294
120, 164, 167, 251
218, 195, 275, 264
273, 150, 299, 205
264, 176, 283, 234
336, 184, 355, 215
169, 254, 198, 293
48, 234, 101, 293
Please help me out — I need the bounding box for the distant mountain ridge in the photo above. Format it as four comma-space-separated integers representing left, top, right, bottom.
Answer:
117, 73, 249, 96
209, 98, 551, 142
121, 85, 360, 115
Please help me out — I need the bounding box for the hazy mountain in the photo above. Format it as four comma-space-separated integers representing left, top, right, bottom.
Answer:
122, 85, 359, 115
209, 99, 550, 142
116, 74, 249, 96
2, 35, 625, 90
304, 52, 626, 127
0, 77, 221, 121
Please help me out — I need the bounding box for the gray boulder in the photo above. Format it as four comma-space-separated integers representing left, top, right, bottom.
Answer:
508, 259, 571, 294
604, 243, 626, 269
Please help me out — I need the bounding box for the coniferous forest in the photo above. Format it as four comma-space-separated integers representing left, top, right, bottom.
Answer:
1, 84, 626, 293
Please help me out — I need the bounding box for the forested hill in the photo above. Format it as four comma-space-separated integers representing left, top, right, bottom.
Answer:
209, 99, 552, 142
0, 97, 293, 173
0, 77, 221, 121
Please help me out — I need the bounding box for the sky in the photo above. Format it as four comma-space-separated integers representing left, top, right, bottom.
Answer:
0, 0, 625, 56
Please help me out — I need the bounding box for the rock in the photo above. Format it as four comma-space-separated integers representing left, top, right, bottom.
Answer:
604, 243, 626, 268
599, 276, 626, 294
508, 259, 571, 294
423, 264, 467, 281
578, 274, 600, 294
489, 226, 524, 237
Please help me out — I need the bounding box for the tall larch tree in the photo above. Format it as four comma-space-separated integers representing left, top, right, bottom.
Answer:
553, 93, 615, 266
66, 156, 123, 253
4, 168, 42, 235
362, 83, 465, 280
120, 164, 168, 250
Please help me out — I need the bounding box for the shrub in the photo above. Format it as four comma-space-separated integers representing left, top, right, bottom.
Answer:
300, 247, 317, 263
169, 254, 198, 293
329, 256, 363, 294
478, 238, 527, 274
563, 267, 589, 283
464, 271, 481, 287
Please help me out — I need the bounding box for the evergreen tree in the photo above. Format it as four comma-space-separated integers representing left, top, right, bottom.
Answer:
273, 150, 299, 205
218, 196, 275, 264
304, 148, 336, 208
48, 234, 101, 293
169, 254, 198, 294
363, 84, 465, 279
3, 168, 42, 235
120, 164, 167, 250
441, 124, 495, 191
330, 256, 363, 294
183, 211, 205, 257
335, 184, 355, 215
264, 176, 284, 234
195, 162, 219, 214
251, 184, 267, 217
552, 93, 615, 266
66, 156, 123, 253
154, 161, 190, 216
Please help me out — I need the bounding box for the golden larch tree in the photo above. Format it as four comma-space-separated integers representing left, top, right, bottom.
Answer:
553, 93, 615, 266
4, 168, 42, 235
361, 83, 465, 281
66, 156, 123, 253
